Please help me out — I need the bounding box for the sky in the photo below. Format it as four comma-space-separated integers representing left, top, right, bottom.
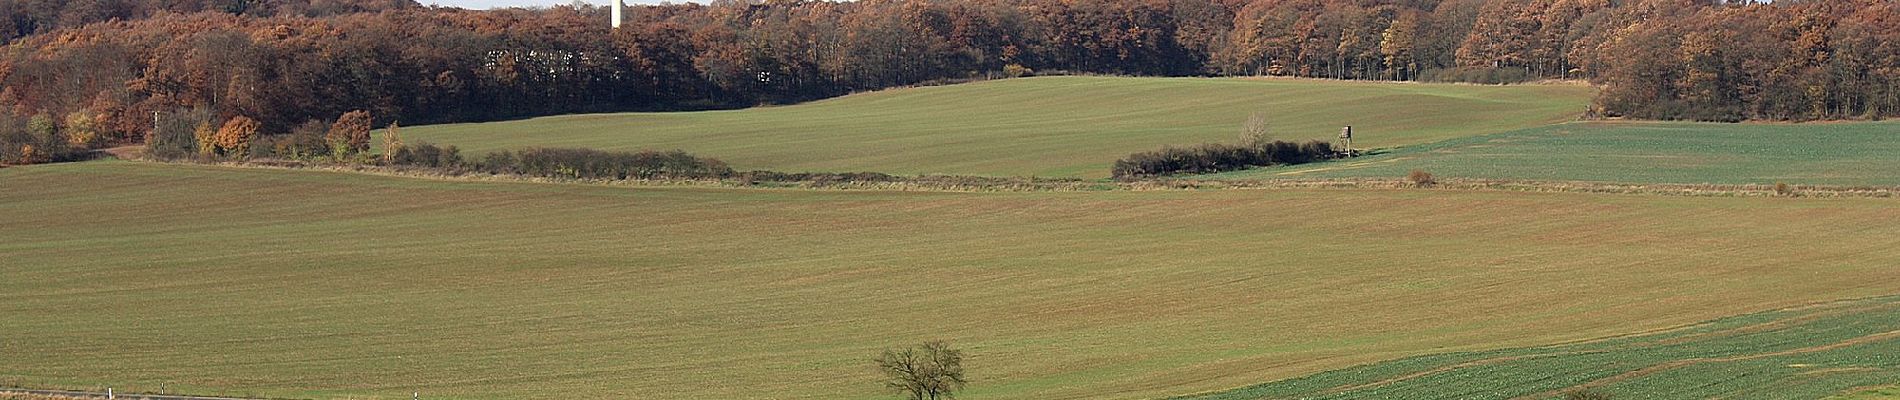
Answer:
423, 0, 682, 8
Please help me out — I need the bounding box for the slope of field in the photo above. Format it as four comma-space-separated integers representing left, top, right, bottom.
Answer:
6, 161, 1900, 400
1181, 296, 1900, 400
391, 76, 1594, 178
1217, 121, 1900, 186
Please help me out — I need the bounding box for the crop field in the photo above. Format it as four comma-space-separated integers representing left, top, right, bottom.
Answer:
1834, 386, 1900, 399
1181, 296, 1900, 400
5, 161, 1900, 399
1217, 121, 1900, 186
389, 76, 1594, 178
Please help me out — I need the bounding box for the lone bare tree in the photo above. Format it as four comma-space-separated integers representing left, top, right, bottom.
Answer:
1240, 112, 1272, 145
382, 121, 403, 165
875, 341, 967, 400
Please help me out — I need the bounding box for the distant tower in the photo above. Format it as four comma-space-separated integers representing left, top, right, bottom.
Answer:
611, 0, 623, 29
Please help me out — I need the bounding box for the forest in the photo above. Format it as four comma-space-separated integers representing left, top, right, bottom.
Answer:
0, 0, 1895, 165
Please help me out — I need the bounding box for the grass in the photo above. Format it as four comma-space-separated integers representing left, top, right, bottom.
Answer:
1179, 296, 1900, 399
6, 160, 1900, 399
1213, 121, 1900, 186
388, 76, 1594, 178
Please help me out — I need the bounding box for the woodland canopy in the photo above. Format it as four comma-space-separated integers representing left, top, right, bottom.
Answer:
0, 0, 1893, 152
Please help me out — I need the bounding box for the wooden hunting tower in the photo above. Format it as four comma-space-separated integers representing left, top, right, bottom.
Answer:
1339, 126, 1353, 154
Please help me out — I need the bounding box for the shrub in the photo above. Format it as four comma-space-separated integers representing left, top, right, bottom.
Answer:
249, 134, 286, 159
1003, 64, 1034, 78
477, 151, 519, 174
63, 111, 101, 149
192, 121, 217, 157
1407, 169, 1436, 187
287, 120, 332, 158
327, 110, 373, 156
26, 114, 57, 139
213, 116, 261, 157
436, 145, 462, 169
391, 142, 463, 169
251, 120, 332, 159
1774, 182, 1794, 196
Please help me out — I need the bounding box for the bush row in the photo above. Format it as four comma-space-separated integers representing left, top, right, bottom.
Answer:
1112, 140, 1336, 178
737, 171, 901, 184
147, 109, 381, 163
389, 145, 733, 180
382, 146, 1091, 189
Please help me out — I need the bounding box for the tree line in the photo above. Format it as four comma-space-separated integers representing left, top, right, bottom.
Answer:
0, 0, 1894, 165
0, 0, 416, 42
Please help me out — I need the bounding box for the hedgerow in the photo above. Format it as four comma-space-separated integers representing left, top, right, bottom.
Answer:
1111, 140, 1335, 179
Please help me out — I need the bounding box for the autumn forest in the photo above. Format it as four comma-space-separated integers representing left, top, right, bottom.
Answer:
0, 0, 1895, 165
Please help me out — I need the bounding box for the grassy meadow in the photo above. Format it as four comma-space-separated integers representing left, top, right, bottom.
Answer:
388, 76, 1594, 178
1215, 121, 1900, 186
6, 160, 1900, 399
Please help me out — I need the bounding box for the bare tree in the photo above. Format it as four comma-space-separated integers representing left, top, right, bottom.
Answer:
382, 121, 403, 165
1240, 112, 1271, 145
875, 341, 967, 400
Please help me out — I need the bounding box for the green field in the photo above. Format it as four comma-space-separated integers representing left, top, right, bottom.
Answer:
1182, 296, 1900, 399
6, 160, 1900, 399
390, 76, 1594, 178
1214, 121, 1900, 186
1835, 386, 1900, 400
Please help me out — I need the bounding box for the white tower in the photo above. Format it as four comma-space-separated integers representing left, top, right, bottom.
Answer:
611, 0, 623, 29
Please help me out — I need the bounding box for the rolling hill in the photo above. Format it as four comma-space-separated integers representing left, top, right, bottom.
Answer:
389, 76, 1595, 178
